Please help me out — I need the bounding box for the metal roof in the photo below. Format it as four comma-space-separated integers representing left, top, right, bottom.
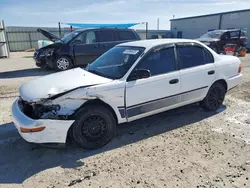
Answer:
170, 9, 250, 21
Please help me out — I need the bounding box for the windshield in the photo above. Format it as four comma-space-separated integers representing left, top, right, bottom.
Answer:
60, 30, 81, 43
200, 31, 224, 39
86, 46, 145, 79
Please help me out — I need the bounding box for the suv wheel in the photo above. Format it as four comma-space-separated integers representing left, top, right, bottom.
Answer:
202, 82, 226, 111
54, 56, 72, 71
72, 105, 116, 149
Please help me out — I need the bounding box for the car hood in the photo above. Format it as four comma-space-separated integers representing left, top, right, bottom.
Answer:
196, 38, 220, 42
37, 28, 61, 42
19, 68, 112, 102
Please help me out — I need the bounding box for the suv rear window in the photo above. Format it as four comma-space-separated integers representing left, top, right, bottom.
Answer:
99, 30, 115, 42
117, 30, 137, 40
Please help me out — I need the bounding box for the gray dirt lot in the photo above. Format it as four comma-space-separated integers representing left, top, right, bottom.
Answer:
0, 52, 250, 188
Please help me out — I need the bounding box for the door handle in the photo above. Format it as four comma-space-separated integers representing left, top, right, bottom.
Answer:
101, 45, 107, 48
208, 70, 215, 75
93, 45, 98, 48
169, 79, 179, 84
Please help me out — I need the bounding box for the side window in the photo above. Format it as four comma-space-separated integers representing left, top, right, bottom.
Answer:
222, 32, 230, 40
203, 49, 214, 64
177, 45, 205, 69
85, 31, 96, 44
99, 30, 115, 42
137, 47, 176, 76
74, 31, 96, 44
241, 31, 246, 37
117, 30, 137, 40
230, 31, 240, 38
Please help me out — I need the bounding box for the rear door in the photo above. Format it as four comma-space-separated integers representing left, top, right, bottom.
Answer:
73, 30, 101, 66
98, 29, 118, 54
177, 43, 216, 104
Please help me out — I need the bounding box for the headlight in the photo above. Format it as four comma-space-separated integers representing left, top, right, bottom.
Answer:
33, 104, 61, 119
40, 48, 54, 56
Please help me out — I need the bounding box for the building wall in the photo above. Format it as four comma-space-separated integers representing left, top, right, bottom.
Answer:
220, 11, 250, 45
171, 15, 220, 39
170, 10, 250, 47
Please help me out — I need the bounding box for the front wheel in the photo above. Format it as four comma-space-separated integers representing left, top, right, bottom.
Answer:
54, 56, 73, 71
202, 82, 226, 111
72, 105, 116, 149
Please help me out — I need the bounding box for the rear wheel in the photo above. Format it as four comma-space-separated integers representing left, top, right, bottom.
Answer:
72, 105, 116, 149
202, 82, 226, 111
54, 56, 73, 71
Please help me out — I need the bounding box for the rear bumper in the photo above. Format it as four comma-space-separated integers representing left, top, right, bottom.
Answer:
11, 99, 74, 144
227, 74, 242, 91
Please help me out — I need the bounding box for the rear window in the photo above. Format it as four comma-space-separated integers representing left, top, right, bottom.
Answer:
117, 30, 137, 41
99, 30, 115, 42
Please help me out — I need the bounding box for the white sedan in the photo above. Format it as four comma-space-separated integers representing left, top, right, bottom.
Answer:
12, 39, 242, 149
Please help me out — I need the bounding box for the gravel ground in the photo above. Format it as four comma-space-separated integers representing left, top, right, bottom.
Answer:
0, 53, 250, 188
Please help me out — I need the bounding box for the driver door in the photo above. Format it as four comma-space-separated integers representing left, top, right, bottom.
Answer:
125, 46, 181, 121
73, 31, 101, 66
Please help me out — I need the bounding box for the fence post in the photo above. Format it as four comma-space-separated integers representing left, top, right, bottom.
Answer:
28, 32, 32, 49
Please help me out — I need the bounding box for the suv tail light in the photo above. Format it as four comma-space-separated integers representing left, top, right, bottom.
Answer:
238, 63, 242, 73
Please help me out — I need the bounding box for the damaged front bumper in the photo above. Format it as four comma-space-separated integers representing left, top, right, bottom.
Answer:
11, 99, 75, 144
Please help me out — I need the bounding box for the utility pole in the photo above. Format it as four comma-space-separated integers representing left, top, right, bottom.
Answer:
146, 22, 148, 39
157, 18, 159, 30
58, 22, 61, 37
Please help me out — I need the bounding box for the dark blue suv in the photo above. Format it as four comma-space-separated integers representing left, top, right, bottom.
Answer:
34, 28, 141, 71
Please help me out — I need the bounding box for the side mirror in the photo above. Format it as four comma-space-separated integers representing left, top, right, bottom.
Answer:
128, 69, 151, 81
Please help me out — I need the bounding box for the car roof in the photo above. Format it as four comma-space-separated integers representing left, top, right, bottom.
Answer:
118, 39, 197, 48
208, 29, 241, 33
75, 28, 134, 32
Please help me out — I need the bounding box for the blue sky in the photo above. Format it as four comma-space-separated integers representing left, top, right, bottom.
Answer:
0, 0, 250, 29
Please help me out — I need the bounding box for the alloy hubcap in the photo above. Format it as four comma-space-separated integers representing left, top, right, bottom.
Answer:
57, 58, 69, 70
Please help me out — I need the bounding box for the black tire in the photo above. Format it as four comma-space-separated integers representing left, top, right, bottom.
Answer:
72, 105, 116, 149
53, 56, 73, 71
202, 82, 226, 111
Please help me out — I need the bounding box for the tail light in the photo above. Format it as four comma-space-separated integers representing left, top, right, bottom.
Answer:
238, 63, 242, 73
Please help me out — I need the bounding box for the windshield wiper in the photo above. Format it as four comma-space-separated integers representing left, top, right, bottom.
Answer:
88, 69, 116, 79
88, 69, 105, 77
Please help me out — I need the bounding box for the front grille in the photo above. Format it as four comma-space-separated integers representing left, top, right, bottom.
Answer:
18, 98, 35, 118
